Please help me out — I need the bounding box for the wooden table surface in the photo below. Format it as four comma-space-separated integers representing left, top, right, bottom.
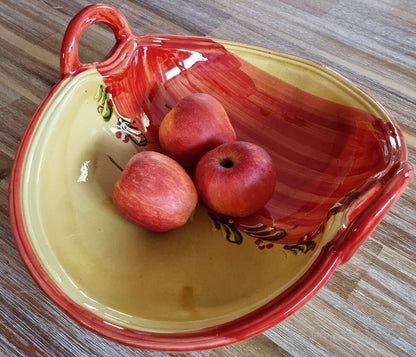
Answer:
1, 1, 415, 356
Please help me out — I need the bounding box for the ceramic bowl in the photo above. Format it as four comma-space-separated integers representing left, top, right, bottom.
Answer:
9, 4, 413, 352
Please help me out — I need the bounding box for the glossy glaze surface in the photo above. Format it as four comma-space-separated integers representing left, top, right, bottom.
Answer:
9, 4, 413, 352
96, 33, 411, 247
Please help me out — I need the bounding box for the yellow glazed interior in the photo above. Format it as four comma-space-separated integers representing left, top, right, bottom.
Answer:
21, 44, 390, 332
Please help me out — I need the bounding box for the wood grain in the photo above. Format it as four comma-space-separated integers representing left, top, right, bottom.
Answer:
1, 1, 415, 356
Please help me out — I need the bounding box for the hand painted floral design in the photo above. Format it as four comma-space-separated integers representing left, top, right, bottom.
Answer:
96, 83, 147, 147
208, 212, 316, 254
208, 212, 242, 244
113, 117, 147, 146
241, 223, 287, 240
283, 241, 316, 255
95, 84, 112, 121
254, 239, 274, 250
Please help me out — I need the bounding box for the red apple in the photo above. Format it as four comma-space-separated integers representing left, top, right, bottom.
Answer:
112, 151, 198, 232
194, 141, 276, 217
158, 93, 237, 169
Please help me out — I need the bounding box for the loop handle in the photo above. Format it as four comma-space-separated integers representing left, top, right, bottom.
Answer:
335, 162, 413, 264
60, 4, 133, 78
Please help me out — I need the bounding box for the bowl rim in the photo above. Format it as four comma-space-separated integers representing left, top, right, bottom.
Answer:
8, 4, 413, 352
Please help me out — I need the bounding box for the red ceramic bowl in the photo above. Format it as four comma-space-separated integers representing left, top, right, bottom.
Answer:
9, 4, 413, 352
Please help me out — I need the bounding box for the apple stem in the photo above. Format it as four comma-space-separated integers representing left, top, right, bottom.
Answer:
165, 104, 173, 110
107, 154, 124, 172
